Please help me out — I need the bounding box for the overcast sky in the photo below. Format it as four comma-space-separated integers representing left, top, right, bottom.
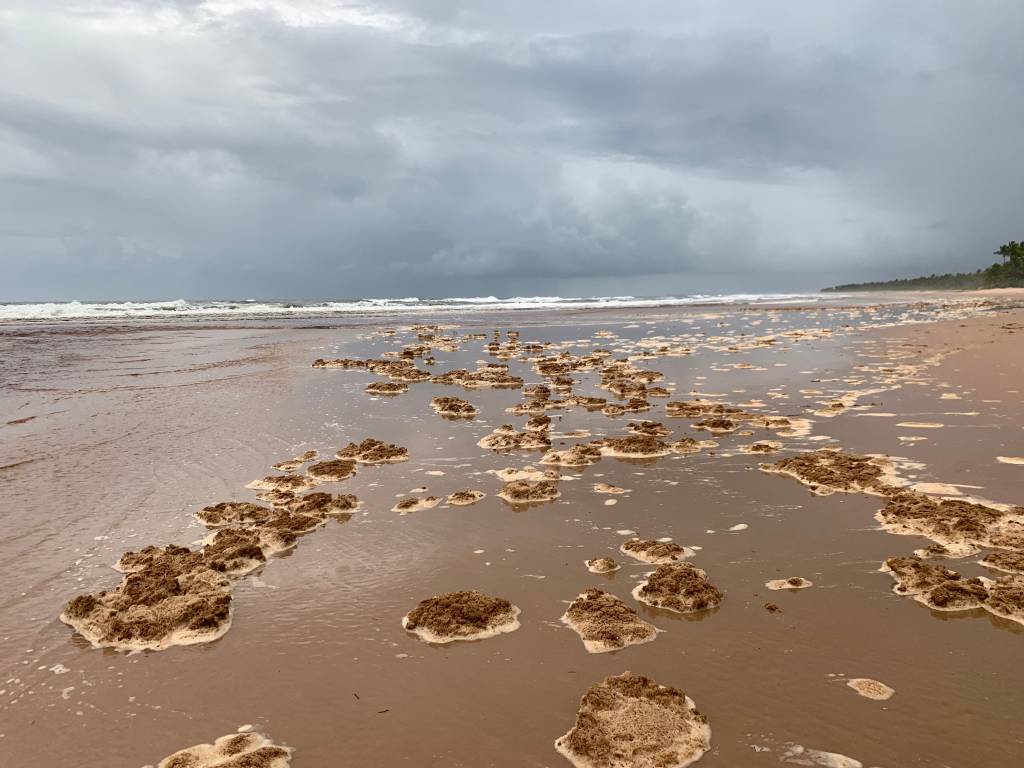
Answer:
3, 1, 1022, 300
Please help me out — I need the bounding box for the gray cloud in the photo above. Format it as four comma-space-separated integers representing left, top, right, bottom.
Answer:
2, 1, 1023, 300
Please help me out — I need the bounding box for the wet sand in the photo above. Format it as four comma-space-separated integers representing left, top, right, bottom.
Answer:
2, 295, 1024, 766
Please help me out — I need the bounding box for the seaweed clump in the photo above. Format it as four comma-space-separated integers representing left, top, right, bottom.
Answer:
155, 730, 293, 768
620, 538, 689, 565
633, 563, 723, 614
554, 672, 711, 768
336, 438, 409, 464
560, 589, 658, 653
402, 590, 520, 643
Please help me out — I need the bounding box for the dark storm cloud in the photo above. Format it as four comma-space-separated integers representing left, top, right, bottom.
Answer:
2, 1, 1023, 299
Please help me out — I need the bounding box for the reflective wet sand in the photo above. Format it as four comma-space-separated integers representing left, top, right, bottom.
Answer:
2, 299, 1023, 766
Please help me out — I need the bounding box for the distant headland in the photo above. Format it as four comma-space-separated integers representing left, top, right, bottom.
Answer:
823, 241, 1024, 292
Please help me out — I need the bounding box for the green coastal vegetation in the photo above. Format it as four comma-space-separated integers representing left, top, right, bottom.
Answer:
823, 241, 1024, 292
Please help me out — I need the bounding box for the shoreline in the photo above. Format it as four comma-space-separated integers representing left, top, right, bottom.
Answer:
2, 295, 1023, 767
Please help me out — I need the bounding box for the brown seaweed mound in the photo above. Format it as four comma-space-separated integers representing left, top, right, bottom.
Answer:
761, 449, 891, 495
882, 555, 988, 610
587, 557, 620, 574
306, 458, 358, 481
402, 590, 520, 642
541, 444, 603, 468
391, 496, 440, 514
271, 450, 318, 471
197, 502, 274, 528
561, 589, 658, 653
479, 425, 552, 452
499, 479, 561, 504
62, 552, 233, 651
666, 400, 740, 419
670, 438, 703, 455
742, 441, 781, 454
365, 381, 408, 395
286, 491, 359, 516
312, 358, 366, 369
598, 436, 672, 459
620, 539, 689, 564
554, 672, 711, 768
156, 730, 293, 768
430, 396, 479, 418
246, 474, 319, 493
337, 437, 408, 464
877, 491, 1016, 552
693, 417, 737, 434
981, 551, 1024, 574
526, 414, 553, 432
883, 555, 963, 596
448, 490, 486, 506
633, 563, 723, 614
432, 366, 523, 389
627, 420, 671, 437
985, 575, 1024, 623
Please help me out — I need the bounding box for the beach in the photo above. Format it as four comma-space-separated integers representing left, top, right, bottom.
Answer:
2, 292, 1023, 767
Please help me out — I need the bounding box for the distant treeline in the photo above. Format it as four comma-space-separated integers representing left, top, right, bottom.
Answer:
823, 241, 1024, 292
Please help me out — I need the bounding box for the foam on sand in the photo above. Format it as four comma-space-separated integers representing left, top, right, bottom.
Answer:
554, 672, 711, 768
766, 576, 813, 590
594, 483, 626, 494
632, 563, 723, 614
402, 590, 520, 643
620, 538, 692, 564
846, 678, 895, 701
153, 730, 293, 768
996, 456, 1024, 465
448, 490, 486, 506
560, 589, 658, 653
586, 557, 621, 574
896, 421, 944, 428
